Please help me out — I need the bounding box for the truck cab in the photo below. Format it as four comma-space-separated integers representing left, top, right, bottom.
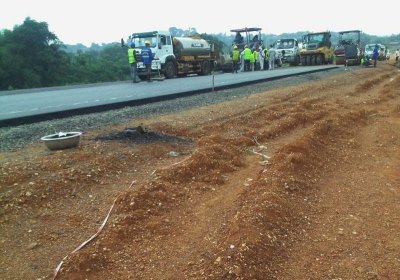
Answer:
129, 31, 174, 79
273, 38, 300, 65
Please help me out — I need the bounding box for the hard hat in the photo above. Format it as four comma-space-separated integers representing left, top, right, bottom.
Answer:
145, 40, 150, 46
234, 45, 238, 49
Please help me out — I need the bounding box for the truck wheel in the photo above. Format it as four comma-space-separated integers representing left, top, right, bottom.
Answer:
164, 61, 176, 79
201, 61, 210, 75
301, 56, 307, 66
307, 56, 312, 65
316, 55, 323, 65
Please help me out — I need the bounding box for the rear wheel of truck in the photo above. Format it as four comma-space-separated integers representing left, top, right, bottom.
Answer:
316, 55, 323, 65
164, 61, 176, 79
200, 61, 210, 75
301, 56, 307, 66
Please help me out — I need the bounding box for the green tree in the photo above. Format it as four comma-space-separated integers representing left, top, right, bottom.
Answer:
0, 17, 68, 90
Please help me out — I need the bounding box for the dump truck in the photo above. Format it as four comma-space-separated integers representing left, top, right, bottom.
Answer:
334, 30, 362, 66
122, 31, 218, 80
300, 31, 334, 66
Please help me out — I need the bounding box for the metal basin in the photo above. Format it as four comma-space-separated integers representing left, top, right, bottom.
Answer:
41, 132, 82, 150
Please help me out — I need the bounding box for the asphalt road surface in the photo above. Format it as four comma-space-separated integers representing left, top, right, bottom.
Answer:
0, 65, 339, 127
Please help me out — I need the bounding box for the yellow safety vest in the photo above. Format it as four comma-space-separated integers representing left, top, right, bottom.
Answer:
250, 52, 255, 63
232, 49, 240, 61
128, 48, 136, 64
243, 48, 252, 60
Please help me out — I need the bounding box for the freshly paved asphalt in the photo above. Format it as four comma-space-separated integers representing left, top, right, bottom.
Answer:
0, 65, 340, 127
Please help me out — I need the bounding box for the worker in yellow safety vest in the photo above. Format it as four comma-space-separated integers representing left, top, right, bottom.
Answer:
253, 49, 259, 70
128, 44, 139, 83
243, 45, 252, 72
263, 46, 269, 70
231, 45, 240, 73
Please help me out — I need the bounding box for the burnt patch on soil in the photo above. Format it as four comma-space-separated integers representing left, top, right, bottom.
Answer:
93, 126, 192, 144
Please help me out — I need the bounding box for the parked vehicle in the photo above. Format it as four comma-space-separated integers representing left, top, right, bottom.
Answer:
273, 38, 301, 65
300, 31, 334, 66
334, 30, 362, 66
122, 31, 218, 80
364, 43, 386, 61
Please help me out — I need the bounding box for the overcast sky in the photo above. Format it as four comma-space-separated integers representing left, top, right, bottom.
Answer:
1, 0, 398, 46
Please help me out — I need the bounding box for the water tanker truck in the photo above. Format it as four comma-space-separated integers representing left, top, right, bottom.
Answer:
122, 31, 217, 80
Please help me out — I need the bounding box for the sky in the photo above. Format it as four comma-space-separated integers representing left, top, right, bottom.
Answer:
0, 0, 398, 46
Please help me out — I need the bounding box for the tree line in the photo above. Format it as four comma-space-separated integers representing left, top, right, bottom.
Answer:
0, 18, 129, 90
1, 18, 399, 91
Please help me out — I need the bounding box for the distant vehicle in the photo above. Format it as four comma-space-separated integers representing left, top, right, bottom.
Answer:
273, 38, 301, 65
300, 31, 334, 65
364, 43, 386, 61
122, 31, 218, 80
334, 30, 362, 66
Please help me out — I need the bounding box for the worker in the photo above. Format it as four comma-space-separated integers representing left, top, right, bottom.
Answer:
231, 45, 240, 73
141, 40, 154, 81
243, 45, 252, 72
258, 46, 264, 70
372, 44, 379, 67
262, 45, 269, 70
395, 49, 399, 65
127, 36, 133, 48
268, 45, 276, 70
127, 43, 139, 83
250, 50, 255, 71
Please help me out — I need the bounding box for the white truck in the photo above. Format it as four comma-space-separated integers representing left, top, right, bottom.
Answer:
273, 38, 301, 65
122, 31, 217, 80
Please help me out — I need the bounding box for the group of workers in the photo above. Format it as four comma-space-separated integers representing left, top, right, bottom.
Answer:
127, 40, 153, 83
230, 44, 279, 74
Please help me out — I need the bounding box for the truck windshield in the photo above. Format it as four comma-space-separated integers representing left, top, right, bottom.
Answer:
365, 45, 375, 51
132, 36, 157, 48
307, 34, 324, 43
276, 40, 294, 49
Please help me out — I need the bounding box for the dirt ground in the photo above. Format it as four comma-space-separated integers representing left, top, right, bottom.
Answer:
1, 62, 400, 280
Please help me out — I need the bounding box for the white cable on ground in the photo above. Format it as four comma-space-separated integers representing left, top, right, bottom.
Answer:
52, 180, 136, 279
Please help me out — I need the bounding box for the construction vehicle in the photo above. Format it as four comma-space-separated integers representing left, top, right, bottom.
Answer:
230, 27, 263, 52
300, 31, 334, 66
364, 43, 386, 61
273, 38, 301, 65
334, 30, 362, 66
122, 31, 218, 80
225, 27, 263, 71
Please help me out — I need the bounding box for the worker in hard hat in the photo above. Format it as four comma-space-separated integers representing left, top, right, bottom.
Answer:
242, 45, 252, 72
127, 43, 139, 83
231, 45, 240, 73
141, 40, 154, 82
